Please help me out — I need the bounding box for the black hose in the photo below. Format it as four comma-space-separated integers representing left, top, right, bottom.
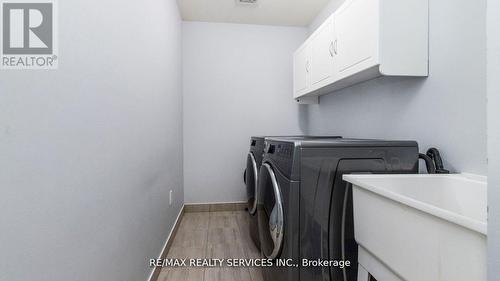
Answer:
419, 153, 436, 174
426, 148, 450, 174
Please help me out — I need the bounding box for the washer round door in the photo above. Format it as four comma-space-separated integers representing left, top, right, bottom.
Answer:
257, 162, 284, 260
246, 152, 259, 215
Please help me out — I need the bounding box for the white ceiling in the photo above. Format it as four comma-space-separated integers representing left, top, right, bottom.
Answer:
178, 0, 331, 27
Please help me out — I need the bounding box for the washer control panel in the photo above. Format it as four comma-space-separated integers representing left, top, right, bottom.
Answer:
265, 142, 293, 157
263, 140, 295, 178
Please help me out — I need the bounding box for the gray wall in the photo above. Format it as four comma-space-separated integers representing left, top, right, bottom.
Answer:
182, 22, 307, 203
302, 0, 487, 174
0, 0, 183, 280
487, 0, 500, 279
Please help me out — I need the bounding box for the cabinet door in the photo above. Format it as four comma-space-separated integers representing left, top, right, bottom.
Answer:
335, 0, 378, 79
310, 16, 336, 89
293, 44, 310, 97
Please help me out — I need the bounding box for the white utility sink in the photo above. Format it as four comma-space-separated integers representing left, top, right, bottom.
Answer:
343, 174, 487, 281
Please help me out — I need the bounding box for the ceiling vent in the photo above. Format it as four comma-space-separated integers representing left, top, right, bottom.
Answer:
236, 0, 258, 5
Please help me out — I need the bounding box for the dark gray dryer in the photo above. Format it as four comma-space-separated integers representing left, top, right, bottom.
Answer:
257, 138, 418, 281
245, 136, 266, 249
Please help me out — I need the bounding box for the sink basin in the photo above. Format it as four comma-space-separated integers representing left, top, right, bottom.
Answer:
343, 174, 487, 281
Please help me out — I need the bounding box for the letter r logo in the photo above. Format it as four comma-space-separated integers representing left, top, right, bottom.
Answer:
2, 3, 53, 54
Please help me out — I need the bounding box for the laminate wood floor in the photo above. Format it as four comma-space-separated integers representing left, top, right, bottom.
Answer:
158, 211, 264, 281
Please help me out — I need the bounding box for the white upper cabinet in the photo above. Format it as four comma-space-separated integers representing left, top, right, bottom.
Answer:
293, 43, 310, 98
310, 16, 336, 89
293, 0, 429, 104
335, 0, 378, 80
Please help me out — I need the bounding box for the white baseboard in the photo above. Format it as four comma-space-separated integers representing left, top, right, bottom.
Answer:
147, 204, 185, 281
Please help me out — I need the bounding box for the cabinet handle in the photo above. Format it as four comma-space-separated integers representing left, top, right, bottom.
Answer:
329, 41, 334, 57
333, 39, 338, 55
306, 61, 310, 73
